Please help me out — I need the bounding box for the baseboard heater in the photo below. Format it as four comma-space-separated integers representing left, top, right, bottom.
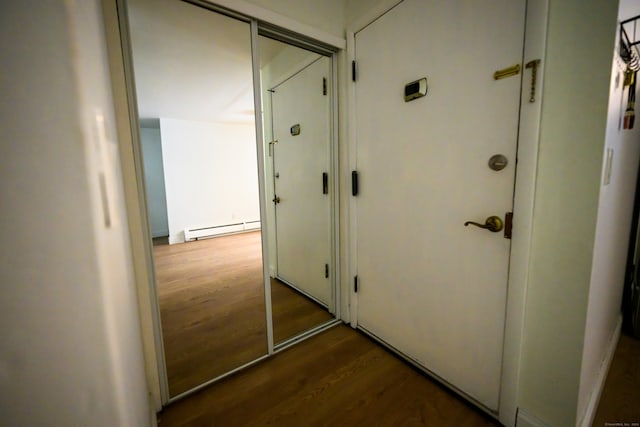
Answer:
184, 220, 261, 241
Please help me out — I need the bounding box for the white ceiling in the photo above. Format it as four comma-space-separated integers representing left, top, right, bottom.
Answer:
128, 0, 285, 126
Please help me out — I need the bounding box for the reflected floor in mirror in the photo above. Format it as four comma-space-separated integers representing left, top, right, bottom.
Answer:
153, 231, 267, 396
271, 278, 334, 344
153, 231, 333, 396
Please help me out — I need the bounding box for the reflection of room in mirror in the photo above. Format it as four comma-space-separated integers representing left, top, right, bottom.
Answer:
153, 232, 266, 396
259, 36, 336, 345
128, 0, 268, 397
271, 278, 334, 343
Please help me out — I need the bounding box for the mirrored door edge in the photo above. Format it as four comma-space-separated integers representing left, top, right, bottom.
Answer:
250, 18, 276, 357
166, 353, 271, 405
113, 0, 171, 405
273, 319, 342, 353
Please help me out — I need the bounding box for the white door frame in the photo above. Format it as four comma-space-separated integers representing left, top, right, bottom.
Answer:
345, 0, 549, 425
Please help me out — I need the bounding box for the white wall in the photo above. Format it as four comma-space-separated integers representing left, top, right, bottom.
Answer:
345, 0, 401, 28
577, 1, 640, 423
128, 0, 255, 124
140, 127, 169, 237
246, 0, 346, 39
517, 1, 620, 425
0, 1, 151, 426
263, 46, 317, 90
160, 118, 261, 244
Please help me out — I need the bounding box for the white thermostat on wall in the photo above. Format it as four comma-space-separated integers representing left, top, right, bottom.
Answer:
404, 77, 428, 102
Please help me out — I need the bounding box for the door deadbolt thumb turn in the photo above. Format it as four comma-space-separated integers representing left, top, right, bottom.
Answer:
488, 154, 508, 171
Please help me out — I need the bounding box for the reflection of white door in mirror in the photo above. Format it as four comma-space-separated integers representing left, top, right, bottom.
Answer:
260, 36, 336, 345
272, 56, 332, 307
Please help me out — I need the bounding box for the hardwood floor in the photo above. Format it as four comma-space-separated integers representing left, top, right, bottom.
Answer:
154, 230, 640, 423
157, 324, 500, 427
593, 333, 640, 425
271, 278, 334, 343
155, 311, 640, 425
153, 231, 333, 396
154, 232, 268, 396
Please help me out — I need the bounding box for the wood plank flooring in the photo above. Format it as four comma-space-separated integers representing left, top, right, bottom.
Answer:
154, 231, 333, 396
271, 278, 334, 343
155, 308, 640, 425
154, 230, 640, 423
593, 333, 640, 425
157, 324, 500, 427
154, 232, 268, 396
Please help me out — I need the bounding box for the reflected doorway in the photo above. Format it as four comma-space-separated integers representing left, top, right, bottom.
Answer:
259, 36, 336, 345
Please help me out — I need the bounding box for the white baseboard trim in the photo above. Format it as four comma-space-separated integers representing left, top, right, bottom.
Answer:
578, 314, 623, 427
516, 408, 548, 427
150, 392, 158, 427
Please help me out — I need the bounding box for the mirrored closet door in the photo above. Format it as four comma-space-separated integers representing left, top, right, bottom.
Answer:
127, 0, 267, 398
122, 0, 338, 402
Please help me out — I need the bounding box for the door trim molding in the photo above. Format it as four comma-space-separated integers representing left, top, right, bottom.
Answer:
345, 1, 550, 425
499, 0, 549, 425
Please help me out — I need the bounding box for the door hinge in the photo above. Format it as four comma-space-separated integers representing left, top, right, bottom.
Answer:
351, 170, 359, 196
325, 263, 329, 278
354, 275, 359, 293
352, 60, 357, 82
323, 77, 327, 95
322, 172, 329, 194
504, 212, 513, 239
268, 139, 278, 157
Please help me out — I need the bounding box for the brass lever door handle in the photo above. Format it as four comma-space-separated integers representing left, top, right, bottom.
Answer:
464, 216, 504, 232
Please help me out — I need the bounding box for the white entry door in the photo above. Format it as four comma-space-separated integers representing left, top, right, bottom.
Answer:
271, 56, 332, 306
354, 0, 525, 411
